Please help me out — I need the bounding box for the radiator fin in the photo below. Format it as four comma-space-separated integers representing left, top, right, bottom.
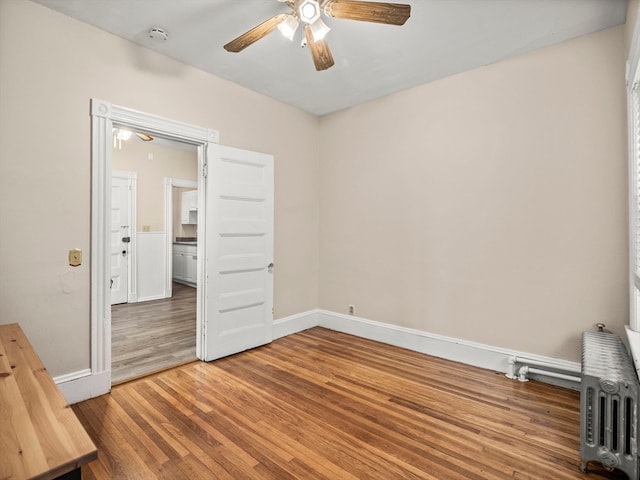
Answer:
580, 331, 639, 479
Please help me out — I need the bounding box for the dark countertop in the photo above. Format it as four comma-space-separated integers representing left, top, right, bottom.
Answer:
175, 237, 197, 246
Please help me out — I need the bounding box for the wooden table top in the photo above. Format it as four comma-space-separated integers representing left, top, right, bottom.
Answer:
0, 323, 97, 480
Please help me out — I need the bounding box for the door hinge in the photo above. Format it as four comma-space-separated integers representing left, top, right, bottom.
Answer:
202, 159, 208, 178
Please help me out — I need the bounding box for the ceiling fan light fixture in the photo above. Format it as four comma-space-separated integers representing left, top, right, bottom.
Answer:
309, 17, 330, 42
277, 14, 299, 41
223, 0, 411, 72
298, 0, 321, 24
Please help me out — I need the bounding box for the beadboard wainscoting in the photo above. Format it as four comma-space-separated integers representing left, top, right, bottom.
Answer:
136, 232, 168, 302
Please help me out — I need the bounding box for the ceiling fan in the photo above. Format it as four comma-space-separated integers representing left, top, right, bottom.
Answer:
223, 0, 411, 71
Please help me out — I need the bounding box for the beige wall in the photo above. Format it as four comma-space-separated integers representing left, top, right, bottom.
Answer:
0, 0, 630, 376
319, 26, 628, 362
112, 140, 197, 232
0, 0, 320, 376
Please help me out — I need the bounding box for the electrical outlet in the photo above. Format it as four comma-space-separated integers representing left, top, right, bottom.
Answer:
349, 305, 354, 315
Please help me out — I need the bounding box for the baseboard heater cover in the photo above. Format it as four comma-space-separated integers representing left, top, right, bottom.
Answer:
580, 331, 639, 479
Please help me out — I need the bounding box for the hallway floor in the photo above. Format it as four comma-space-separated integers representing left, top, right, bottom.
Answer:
111, 283, 197, 384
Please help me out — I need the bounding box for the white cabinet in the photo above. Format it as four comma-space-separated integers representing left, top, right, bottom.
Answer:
172, 244, 197, 287
181, 190, 198, 224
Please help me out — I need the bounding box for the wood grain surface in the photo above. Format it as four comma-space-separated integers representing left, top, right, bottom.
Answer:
74, 327, 627, 479
111, 282, 197, 384
0, 323, 97, 480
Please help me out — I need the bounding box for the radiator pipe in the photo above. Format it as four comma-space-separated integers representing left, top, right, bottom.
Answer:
513, 356, 581, 375
516, 365, 581, 383
506, 357, 518, 379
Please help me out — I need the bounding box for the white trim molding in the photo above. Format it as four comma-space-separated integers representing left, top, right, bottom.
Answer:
53, 368, 91, 385
60, 305, 583, 403
626, 325, 640, 379
90, 98, 219, 402
54, 370, 110, 405
273, 310, 322, 339
317, 310, 581, 388
626, 4, 640, 337
272, 309, 581, 389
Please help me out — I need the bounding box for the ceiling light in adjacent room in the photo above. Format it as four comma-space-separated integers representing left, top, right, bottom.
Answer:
115, 129, 132, 140
113, 128, 132, 150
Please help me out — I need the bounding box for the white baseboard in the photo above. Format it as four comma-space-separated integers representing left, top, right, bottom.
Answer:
57, 309, 583, 404
137, 294, 168, 303
54, 369, 110, 405
273, 309, 581, 389
273, 309, 322, 339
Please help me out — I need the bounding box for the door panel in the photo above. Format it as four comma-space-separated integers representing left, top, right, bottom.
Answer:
203, 144, 274, 361
111, 175, 130, 305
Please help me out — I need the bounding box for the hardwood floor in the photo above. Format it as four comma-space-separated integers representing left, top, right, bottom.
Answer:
75, 328, 627, 479
111, 283, 197, 384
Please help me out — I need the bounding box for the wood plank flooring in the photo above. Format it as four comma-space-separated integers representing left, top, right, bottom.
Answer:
111, 283, 197, 384
75, 327, 627, 479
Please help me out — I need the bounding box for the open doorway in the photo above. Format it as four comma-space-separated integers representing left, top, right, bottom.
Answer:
91, 99, 274, 399
110, 131, 199, 384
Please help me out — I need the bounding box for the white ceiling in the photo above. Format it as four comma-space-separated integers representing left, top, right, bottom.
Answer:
31, 0, 627, 116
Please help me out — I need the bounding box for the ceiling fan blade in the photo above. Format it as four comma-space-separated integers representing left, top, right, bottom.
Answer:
304, 25, 335, 71
224, 14, 289, 53
135, 133, 153, 142
323, 0, 411, 25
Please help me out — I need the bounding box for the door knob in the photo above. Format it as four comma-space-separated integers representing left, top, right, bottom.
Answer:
267, 262, 274, 273
122, 250, 127, 256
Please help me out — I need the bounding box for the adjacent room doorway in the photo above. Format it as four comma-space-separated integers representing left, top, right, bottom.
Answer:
90, 99, 275, 394
110, 172, 133, 305
110, 140, 200, 384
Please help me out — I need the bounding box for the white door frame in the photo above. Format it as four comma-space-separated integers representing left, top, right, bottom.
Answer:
91, 99, 218, 393
112, 170, 138, 304
164, 177, 198, 298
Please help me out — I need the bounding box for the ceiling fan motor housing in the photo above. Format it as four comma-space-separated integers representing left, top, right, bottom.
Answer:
298, 0, 321, 24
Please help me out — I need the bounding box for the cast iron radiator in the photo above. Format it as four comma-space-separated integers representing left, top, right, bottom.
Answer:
580, 331, 639, 479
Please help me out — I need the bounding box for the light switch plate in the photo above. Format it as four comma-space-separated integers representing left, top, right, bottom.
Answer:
69, 248, 82, 267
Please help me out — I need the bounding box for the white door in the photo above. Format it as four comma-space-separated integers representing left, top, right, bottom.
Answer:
202, 144, 274, 361
111, 175, 130, 305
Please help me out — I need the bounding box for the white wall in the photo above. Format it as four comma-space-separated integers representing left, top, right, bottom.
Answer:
0, 0, 320, 377
319, 26, 628, 363
136, 232, 166, 301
